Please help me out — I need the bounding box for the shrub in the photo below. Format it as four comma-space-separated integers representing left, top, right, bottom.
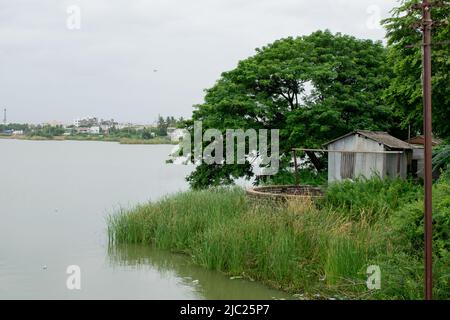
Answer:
391, 171, 450, 259
323, 177, 421, 222
433, 144, 450, 172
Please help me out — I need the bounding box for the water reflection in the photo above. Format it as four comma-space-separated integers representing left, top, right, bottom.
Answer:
108, 244, 292, 300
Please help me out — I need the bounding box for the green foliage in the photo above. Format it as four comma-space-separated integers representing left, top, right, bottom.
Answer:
108, 127, 140, 139
141, 128, 154, 140
433, 144, 450, 172
0, 123, 30, 133
27, 125, 65, 138
391, 171, 450, 260
108, 177, 449, 299
188, 162, 254, 190
324, 177, 422, 221
108, 188, 375, 297
156, 115, 183, 136
185, 30, 397, 189
108, 127, 157, 141
108, 188, 247, 249
382, 0, 450, 139
263, 168, 326, 186
118, 136, 175, 145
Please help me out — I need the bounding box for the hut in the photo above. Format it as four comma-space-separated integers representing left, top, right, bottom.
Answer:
324, 130, 413, 182
406, 135, 443, 179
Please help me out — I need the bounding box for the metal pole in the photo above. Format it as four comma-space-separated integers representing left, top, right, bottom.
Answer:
293, 150, 299, 185
422, 0, 433, 301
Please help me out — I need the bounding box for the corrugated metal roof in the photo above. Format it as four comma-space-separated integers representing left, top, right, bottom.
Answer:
357, 130, 413, 149
406, 135, 443, 146
324, 130, 413, 149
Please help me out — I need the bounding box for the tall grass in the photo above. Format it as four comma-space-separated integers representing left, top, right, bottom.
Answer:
323, 177, 422, 222
108, 188, 247, 250
107, 178, 449, 299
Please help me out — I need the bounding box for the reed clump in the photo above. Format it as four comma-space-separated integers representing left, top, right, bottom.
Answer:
108, 177, 449, 300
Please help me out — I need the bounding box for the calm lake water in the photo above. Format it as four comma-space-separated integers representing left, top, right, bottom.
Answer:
0, 139, 290, 299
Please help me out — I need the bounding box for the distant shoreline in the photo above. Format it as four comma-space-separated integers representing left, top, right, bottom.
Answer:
0, 135, 178, 145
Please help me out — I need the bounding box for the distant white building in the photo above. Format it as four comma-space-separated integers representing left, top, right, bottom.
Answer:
12, 130, 24, 136
74, 117, 98, 128
44, 120, 64, 127
89, 126, 100, 135
98, 119, 118, 134
76, 127, 90, 134
100, 125, 110, 133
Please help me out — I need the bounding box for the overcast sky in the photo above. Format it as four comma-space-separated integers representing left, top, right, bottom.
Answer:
0, 0, 398, 124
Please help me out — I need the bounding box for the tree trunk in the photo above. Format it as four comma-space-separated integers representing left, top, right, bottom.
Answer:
305, 151, 324, 171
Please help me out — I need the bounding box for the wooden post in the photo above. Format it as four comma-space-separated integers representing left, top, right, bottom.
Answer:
293, 150, 299, 185
422, 0, 433, 300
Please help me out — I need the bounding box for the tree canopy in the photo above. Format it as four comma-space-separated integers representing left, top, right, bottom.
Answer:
185, 30, 397, 189
382, 0, 450, 138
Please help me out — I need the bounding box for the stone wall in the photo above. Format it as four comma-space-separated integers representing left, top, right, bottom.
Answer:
246, 185, 324, 206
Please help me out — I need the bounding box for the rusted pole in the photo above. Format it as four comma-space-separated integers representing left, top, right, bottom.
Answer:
422, 0, 433, 301
293, 150, 299, 185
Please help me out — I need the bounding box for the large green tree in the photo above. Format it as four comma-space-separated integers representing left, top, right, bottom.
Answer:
185, 30, 396, 189
382, 0, 450, 139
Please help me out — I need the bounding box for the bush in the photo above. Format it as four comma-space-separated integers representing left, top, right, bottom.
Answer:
323, 177, 422, 222
433, 144, 450, 172
391, 171, 450, 259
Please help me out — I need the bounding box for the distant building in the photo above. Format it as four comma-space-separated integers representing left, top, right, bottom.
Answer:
2, 129, 13, 135
100, 125, 110, 134
406, 135, 443, 146
74, 117, 98, 128
76, 127, 90, 134
324, 130, 413, 182
12, 130, 24, 136
167, 127, 186, 142
99, 119, 118, 132
44, 121, 64, 127
406, 135, 443, 179
133, 125, 147, 131
89, 126, 100, 135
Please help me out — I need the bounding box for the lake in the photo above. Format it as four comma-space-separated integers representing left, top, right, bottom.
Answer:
0, 139, 290, 299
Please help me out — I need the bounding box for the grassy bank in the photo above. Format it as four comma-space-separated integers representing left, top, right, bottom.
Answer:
0, 134, 176, 145
118, 137, 176, 145
108, 176, 449, 300
66, 135, 176, 144
0, 135, 65, 141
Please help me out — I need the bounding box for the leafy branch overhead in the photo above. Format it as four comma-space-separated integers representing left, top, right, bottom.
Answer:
185, 30, 397, 189
382, 0, 450, 138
